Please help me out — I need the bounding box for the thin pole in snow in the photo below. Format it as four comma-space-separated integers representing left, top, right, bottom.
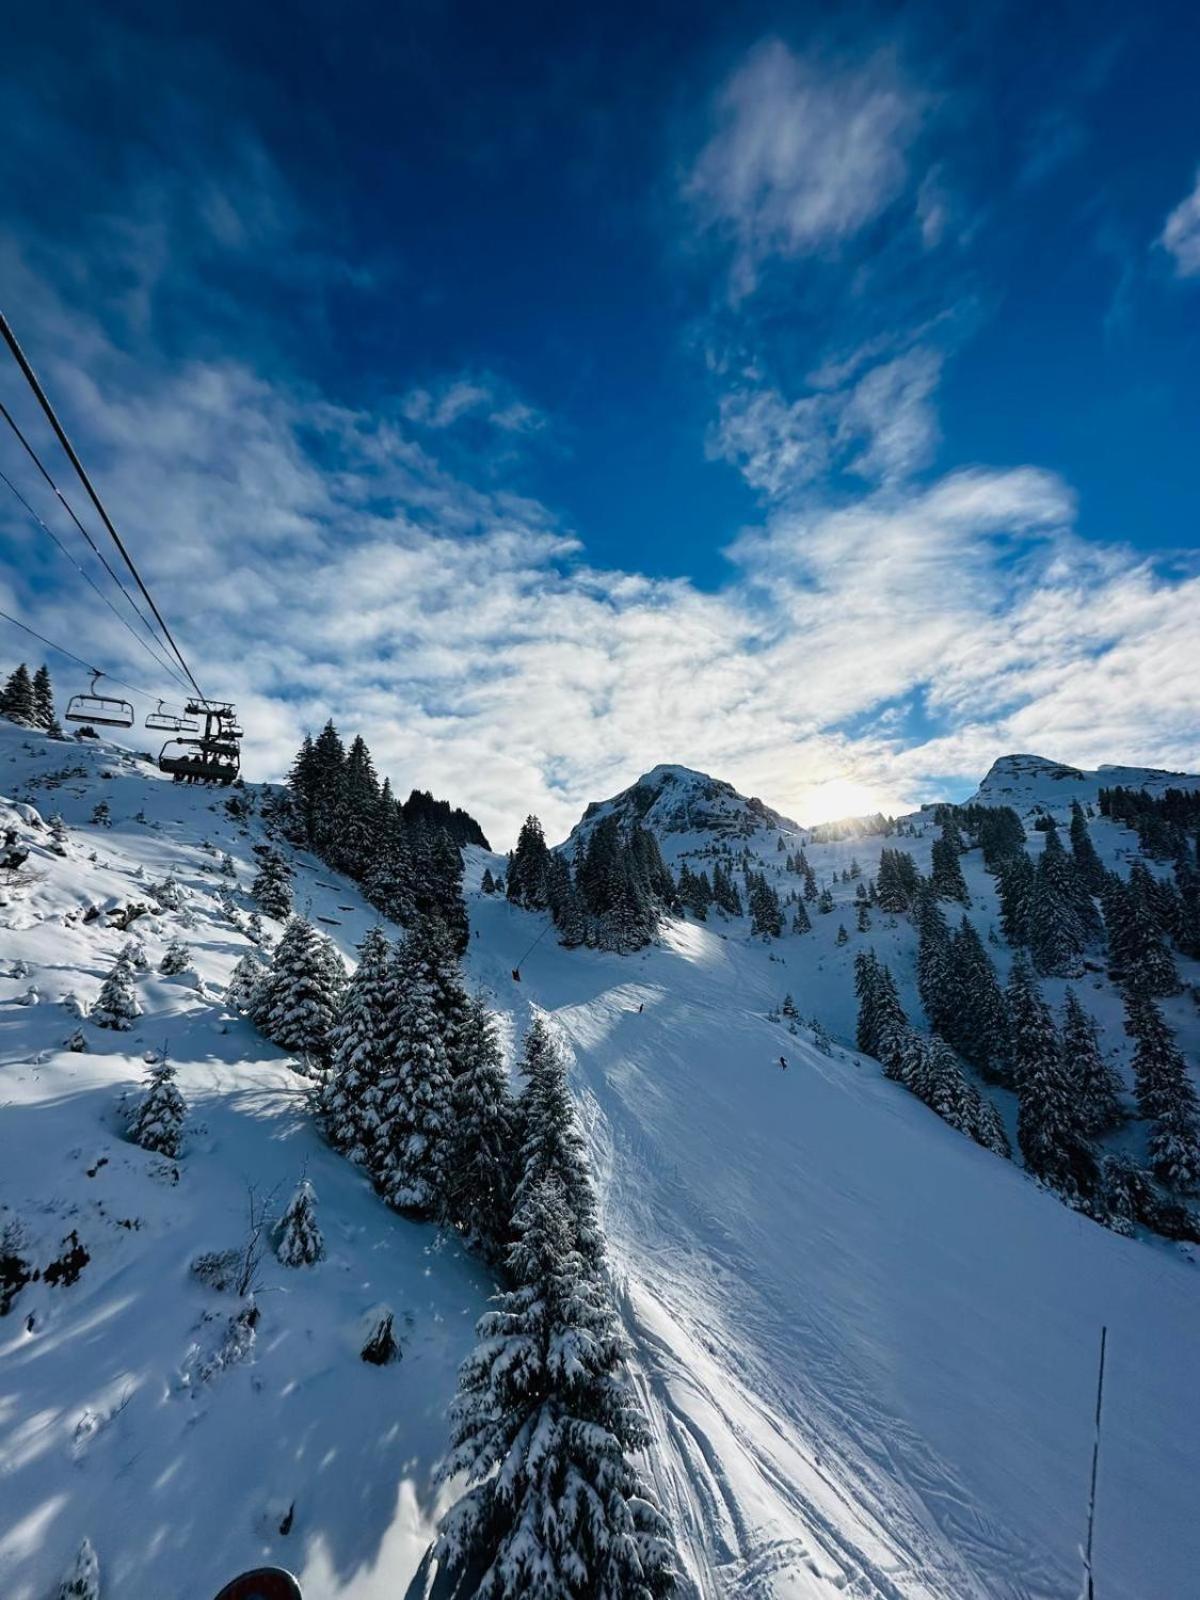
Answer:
1083, 1325, 1108, 1600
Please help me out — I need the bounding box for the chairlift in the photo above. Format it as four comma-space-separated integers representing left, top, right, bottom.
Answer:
158, 737, 240, 786
65, 671, 134, 729
145, 700, 199, 734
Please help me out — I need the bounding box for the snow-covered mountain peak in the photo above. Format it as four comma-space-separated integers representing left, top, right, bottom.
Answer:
971, 751, 1199, 819
562, 763, 800, 853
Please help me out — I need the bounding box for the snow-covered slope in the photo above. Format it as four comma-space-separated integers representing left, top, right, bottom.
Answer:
969, 752, 1200, 819
4, 726, 1199, 1600
0, 724, 490, 1600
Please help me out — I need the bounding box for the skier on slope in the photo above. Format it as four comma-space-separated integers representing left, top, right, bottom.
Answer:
779, 1055, 788, 1071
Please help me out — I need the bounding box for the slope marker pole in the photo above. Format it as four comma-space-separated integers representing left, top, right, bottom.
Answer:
1083, 1324, 1107, 1600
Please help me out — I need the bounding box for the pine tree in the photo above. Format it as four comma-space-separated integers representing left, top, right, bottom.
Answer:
513, 1016, 604, 1267
275, 1177, 325, 1265
947, 917, 1011, 1083
996, 851, 1035, 947
803, 863, 818, 902
57, 1539, 100, 1600
91, 958, 142, 1030
434, 1169, 676, 1600
1123, 992, 1200, 1191
378, 928, 454, 1216
445, 995, 516, 1261
507, 815, 551, 909
251, 848, 293, 921
127, 1055, 187, 1158
1069, 800, 1105, 895
1103, 876, 1180, 997
855, 951, 908, 1068
364, 785, 413, 923
856, 901, 871, 933
225, 950, 267, 1013
791, 899, 811, 934
308, 720, 348, 857
1007, 957, 1091, 1200
1029, 825, 1092, 977
0, 663, 37, 725
318, 927, 395, 1169
481, 866, 496, 894
835, 922, 849, 945
930, 829, 970, 905
253, 917, 341, 1064
32, 664, 60, 734
1061, 989, 1122, 1134
159, 937, 193, 976
916, 892, 954, 1037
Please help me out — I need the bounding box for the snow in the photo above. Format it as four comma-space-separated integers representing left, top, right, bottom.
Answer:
2, 723, 1198, 1599
969, 752, 1200, 819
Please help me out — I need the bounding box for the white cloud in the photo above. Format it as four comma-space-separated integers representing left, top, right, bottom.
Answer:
686, 40, 922, 295
709, 346, 942, 497
1160, 166, 1200, 278
1, 113, 1195, 851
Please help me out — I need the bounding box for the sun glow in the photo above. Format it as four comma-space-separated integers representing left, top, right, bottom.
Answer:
800, 777, 890, 827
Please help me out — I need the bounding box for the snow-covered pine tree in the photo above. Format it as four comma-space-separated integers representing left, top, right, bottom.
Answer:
947, 916, 1011, 1083
816, 885, 834, 915
445, 994, 516, 1262
220, 852, 237, 879
127, 1055, 187, 1158
854, 950, 908, 1072
1061, 989, 1123, 1134
251, 848, 293, 921
1103, 876, 1180, 997
916, 891, 955, 1036
159, 937, 193, 976
275, 1177, 325, 1265
930, 829, 970, 905
481, 866, 495, 894
996, 850, 1035, 947
546, 851, 588, 945
0, 662, 37, 725
434, 1169, 677, 1600
506, 814, 550, 909
513, 1015, 604, 1267
1029, 824, 1092, 977
32, 664, 61, 734
318, 926, 394, 1169
875, 847, 919, 913
835, 922, 849, 945
856, 901, 871, 933
1007, 956, 1092, 1201
1123, 991, 1200, 1191
57, 1538, 100, 1600
378, 927, 454, 1216
1069, 799, 1106, 895
91, 958, 142, 1030
791, 899, 811, 934
253, 916, 341, 1065
225, 949, 267, 1012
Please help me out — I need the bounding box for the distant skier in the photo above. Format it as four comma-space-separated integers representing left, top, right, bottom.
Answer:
637, 1002, 644, 1013
779, 1055, 788, 1071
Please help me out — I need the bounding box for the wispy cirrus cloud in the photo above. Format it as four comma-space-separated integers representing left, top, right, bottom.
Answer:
685, 40, 924, 297
1160, 165, 1200, 277
708, 346, 941, 498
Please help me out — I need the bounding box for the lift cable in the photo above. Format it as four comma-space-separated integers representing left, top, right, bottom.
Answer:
0, 396, 187, 688
0, 459, 192, 694
0, 604, 166, 703
0, 309, 205, 703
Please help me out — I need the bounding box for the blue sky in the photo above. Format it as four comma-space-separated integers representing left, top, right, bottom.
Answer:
0, 0, 1198, 843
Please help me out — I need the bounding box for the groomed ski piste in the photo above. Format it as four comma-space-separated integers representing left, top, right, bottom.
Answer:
1, 722, 1197, 1599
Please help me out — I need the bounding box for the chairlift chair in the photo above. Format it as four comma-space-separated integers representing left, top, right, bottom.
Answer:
145, 700, 199, 734
65, 672, 134, 728
158, 737, 240, 786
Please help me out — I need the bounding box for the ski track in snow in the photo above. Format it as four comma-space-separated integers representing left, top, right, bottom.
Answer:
1, 728, 1198, 1598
